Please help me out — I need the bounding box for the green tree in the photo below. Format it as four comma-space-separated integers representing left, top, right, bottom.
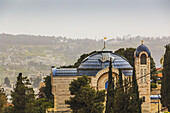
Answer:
114, 48, 135, 67
128, 66, 141, 113
0, 86, 7, 112
32, 98, 54, 113
4, 77, 11, 87
124, 79, 130, 113
114, 69, 125, 113
39, 76, 53, 101
105, 58, 115, 113
11, 73, 35, 113
161, 43, 170, 111
65, 75, 105, 113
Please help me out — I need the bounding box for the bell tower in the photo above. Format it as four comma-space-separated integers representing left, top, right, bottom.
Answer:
135, 41, 151, 113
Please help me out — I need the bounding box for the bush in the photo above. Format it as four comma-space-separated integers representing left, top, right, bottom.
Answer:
151, 83, 157, 88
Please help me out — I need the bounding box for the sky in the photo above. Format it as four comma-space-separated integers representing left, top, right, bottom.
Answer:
0, 0, 170, 39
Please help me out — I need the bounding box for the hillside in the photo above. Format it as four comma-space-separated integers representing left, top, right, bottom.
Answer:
0, 33, 169, 83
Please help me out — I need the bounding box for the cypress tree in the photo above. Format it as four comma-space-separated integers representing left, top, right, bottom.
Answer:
105, 58, 115, 113
124, 78, 130, 113
161, 44, 170, 111
114, 69, 125, 113
11, 73, 26, 113
128, 65, 141, 113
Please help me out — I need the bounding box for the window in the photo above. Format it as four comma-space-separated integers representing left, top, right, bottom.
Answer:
141, 54, 146, 64
105, 79, 115, 90
105, 81, 108, 89
141, 69, 143, 83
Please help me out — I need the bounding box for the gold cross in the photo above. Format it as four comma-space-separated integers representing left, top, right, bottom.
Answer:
141, 40, 144, 45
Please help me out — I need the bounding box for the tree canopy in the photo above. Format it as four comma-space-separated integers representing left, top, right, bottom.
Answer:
65, 75, 105, 113
161, 43, 170, 111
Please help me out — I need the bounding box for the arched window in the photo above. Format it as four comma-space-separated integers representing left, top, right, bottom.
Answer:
105, 81, 108, 89
105, 80, 115, 90
141, 54, 146, 64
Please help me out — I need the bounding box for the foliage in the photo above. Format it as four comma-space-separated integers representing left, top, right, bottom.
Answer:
130, 65, 142, 113
151, 82, 157, 88
0, 86, 7, 112
114, 48, 135, 67
4, 77, 11, 87
65, 75, 105, 113
161, 43, 170, 111
113, 69, 125, 113
11, 73, 35, 113
31, 98, 54, 113
39, 76, 54, 102
105, 59, 115, 113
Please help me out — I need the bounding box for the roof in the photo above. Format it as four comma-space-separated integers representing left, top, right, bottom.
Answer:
79, 50, 133, 70
52, 68, 77, 76
135, 44, 151, 57
52, 50, 133, 77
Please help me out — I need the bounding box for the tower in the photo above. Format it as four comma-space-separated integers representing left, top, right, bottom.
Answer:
135, 41, 151, 113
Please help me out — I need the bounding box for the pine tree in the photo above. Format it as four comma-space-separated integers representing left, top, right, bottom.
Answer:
124, 78, 130, 113
161, 44, 170, 111
114, 69, 125, 113
105, 58, 115, 113
65, 75, 105, 113
128, 66, 141, 113
11, 73, 35, 113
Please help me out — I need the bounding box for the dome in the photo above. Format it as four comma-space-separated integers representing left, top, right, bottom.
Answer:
79, 50, 132, 69
52, 50, 133, 77
135, 44, 151, 57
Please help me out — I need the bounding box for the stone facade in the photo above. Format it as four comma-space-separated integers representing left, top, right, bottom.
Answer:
51, 43, 151, 113
51, 67, 132, 112
135, 51, 151, 113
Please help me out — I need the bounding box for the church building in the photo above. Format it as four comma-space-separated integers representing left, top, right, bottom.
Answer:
51, 41, 151, 113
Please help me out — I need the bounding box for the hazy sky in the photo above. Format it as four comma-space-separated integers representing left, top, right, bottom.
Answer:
0, 0, 170, 39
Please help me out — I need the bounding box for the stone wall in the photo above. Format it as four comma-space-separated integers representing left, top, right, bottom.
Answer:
135, 51, 151, 113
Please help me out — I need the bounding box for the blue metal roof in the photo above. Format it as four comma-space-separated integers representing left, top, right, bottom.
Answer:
135, 44, 151, 57
78, 50, 133, 70
53, 50, 133, 76
52, 68, 77, 76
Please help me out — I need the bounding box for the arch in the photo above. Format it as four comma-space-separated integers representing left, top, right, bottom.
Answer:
141, 54, 146, 64
95, 67, 119, 90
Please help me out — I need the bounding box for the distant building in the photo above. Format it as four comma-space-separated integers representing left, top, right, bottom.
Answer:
51, 41, 151, 113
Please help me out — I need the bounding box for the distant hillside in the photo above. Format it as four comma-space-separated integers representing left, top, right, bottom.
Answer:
0, 33, 169, 82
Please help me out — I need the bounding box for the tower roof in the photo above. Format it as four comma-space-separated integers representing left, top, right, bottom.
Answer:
135, 43, 151, 57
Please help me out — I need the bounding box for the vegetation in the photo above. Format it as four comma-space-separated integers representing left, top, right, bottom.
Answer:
4, 73, 53, 113
161, 43, 170, 111
114, 48, 142, 113
65, 75, 105, 113
0, 86, 7, 112
105, 59, 115, 113
39, 76, 54, 101
11, 73, 34, 113
128, 66, 142, 113
151, 83, 157, 88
